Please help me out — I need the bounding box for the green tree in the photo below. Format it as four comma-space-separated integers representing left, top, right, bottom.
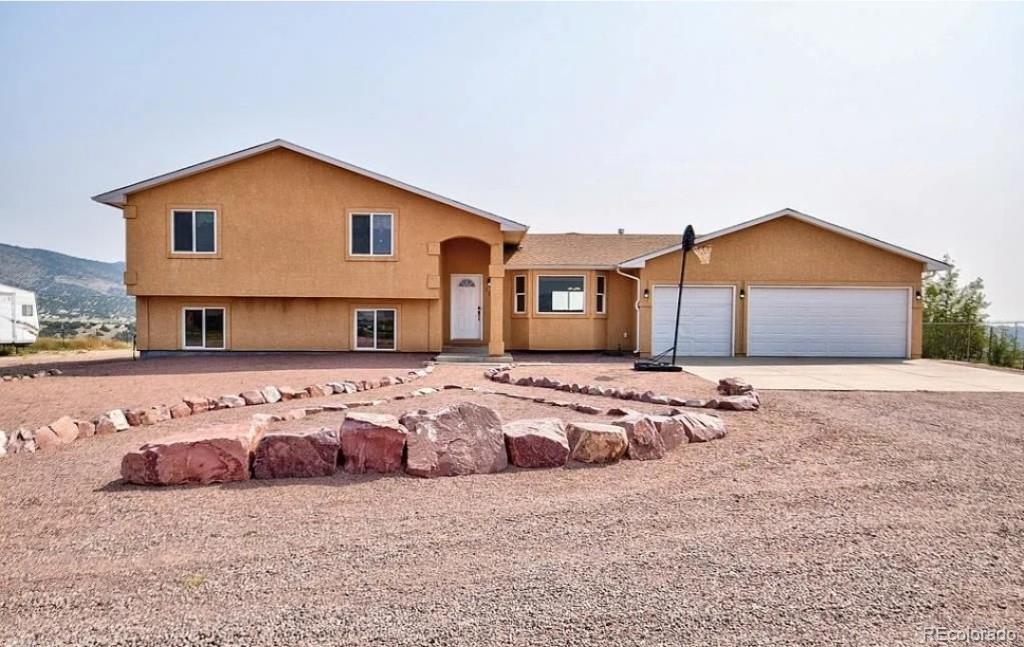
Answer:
922, 255, 989, 361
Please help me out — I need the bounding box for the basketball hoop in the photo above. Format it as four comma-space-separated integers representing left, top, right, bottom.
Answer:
693, 244, 712, 265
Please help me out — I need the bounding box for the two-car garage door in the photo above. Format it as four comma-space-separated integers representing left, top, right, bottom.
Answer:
651, 285, 910, 358
747, 287, 909, 358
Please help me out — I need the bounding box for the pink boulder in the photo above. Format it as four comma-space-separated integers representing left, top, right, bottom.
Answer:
140, 405, 170, 426
183, 396, 214, 414
75, 420, 96, 438
566, 422, 628, 464
401, 403, 507, 478
120, 423, 258, 486
503, 418, 569, 469
34, 416, 80, 451
718, 377, 754, 396
340, 412, 408, 474
612, 416, 666, 461
240, 390, 266, 406
673, 411, 727, 442
716, 394, 759, 411
252, 426, 341, 479
169, 402, 192, 419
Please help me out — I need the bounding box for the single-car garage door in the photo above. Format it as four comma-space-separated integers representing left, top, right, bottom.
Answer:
652, 286, 734, 356
747, 287, 909, 357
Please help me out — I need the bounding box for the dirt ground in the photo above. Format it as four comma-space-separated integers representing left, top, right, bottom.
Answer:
1, 352, 1023, 645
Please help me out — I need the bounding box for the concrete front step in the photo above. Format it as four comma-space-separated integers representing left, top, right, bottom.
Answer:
434, 352, 514, 364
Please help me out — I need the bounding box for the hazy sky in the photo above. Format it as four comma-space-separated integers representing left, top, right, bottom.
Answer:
1, 2, 1021, 318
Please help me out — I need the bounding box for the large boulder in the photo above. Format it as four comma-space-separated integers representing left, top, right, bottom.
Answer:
716, 394, 759, 411
260, 385, 282, 404
340, 412, 407, 474
672, 411, 727, 442
566, 422, 628, 464
252, 426, 341, 479
647, 416, 689, 451
121, 423, 258, 486
34, 416, 80, 451
401, 403, 506, 478
240, 390, 266, 406
718, 377, 754, 396
503, 419, 570, 468
612, 416, 665, 461
183, 396, 214, 414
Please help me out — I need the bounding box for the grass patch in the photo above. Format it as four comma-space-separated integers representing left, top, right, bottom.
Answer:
0, 336, 131, 356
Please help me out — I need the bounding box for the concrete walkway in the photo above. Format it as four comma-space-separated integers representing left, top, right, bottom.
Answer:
682, 358, 1024, 392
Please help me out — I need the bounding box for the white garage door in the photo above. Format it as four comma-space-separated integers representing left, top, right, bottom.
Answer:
748, 287, 909, 358
652, 286, 734, 357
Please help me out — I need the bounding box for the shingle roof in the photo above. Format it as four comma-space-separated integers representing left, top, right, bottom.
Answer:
504, 233, 683, 269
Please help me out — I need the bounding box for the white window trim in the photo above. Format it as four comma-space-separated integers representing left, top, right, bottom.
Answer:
181, 307, 227, 350
170, 209, 218, 255
353, 308, 398, 351
513, 274, 527, 314
348, 212, 395, 257
536, 274, 587, 315
595, 275, 607, 314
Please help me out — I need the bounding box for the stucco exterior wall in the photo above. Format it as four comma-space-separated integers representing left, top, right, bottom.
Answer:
636, 216, 926, 357
136, 295, 437, 352
124, 148, 505, 300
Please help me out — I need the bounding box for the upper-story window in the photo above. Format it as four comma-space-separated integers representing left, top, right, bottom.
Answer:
350, 212, 393, 256
21, 304, 34, 317
537, 276, 585, 314
172, 209, 217, 254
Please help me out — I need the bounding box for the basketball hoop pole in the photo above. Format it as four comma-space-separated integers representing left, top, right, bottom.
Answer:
670, 225, 697, 367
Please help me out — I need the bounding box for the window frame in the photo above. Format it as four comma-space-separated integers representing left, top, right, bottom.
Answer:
353, 308, 398, 351
181, 306, 227, 350
513, 275, 527, 314
21, 304, 34, 317
170, 209, 218, 255
348, 211, 395, 257
536, 274, 587, 315
595, 275, 607, 315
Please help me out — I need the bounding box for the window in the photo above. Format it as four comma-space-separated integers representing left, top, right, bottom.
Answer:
537, 276, 585, 314
595, 275, 607, 314
514, 275, 527, 314
355, 309, 396, 350
172, 210, 217, 253
183, 307, 225, 350
21, 304, 34, 317
349, 212, 393, 256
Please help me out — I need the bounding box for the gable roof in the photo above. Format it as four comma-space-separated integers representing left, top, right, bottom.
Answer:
91, 139, 528, 232
505, 233, 682, 269
618, 208, 951, 271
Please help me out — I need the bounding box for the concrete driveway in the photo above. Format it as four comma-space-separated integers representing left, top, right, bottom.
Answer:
682, 358, 1024, 392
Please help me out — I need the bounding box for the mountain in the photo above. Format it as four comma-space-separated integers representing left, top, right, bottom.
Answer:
0, 243, 133, 321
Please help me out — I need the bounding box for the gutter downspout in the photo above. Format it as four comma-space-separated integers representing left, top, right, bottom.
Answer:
615, 266, 641, 355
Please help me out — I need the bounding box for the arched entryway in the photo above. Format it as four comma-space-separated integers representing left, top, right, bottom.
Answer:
440, 237, 492, 347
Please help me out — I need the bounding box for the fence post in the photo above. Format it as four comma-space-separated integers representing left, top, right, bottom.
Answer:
988, 327, 994, 364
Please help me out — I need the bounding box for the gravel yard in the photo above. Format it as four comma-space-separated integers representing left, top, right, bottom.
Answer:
1, 353, 1023, 645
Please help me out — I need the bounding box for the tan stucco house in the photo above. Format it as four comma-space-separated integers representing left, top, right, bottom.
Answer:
93, 139, 949, 359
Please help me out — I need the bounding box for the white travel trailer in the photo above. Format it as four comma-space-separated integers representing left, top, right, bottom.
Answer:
0, 282, 39, 346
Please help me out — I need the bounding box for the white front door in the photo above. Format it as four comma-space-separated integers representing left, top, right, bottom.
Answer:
451, 274, 483, 340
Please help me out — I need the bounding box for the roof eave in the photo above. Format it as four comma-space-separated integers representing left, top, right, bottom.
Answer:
90, 139, 528, 232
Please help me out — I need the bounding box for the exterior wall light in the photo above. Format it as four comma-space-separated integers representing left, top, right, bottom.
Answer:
739, 288, 746, 300
915, 289, 922, 301
642, 288, 650, 299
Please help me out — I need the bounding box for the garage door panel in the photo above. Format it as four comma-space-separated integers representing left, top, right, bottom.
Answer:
652, 286, 733, 357
748, 288, 908, 358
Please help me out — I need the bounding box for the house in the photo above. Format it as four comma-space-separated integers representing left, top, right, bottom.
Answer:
93, 140, 949, 359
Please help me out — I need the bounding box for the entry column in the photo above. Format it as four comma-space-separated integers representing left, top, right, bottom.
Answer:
488, 243, 505, 356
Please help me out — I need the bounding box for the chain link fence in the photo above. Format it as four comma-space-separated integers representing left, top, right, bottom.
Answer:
923, 321, 1024, 369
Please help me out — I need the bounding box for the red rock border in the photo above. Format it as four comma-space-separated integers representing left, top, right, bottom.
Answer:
484, 365, 762, 412
0, 366, 437, 457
